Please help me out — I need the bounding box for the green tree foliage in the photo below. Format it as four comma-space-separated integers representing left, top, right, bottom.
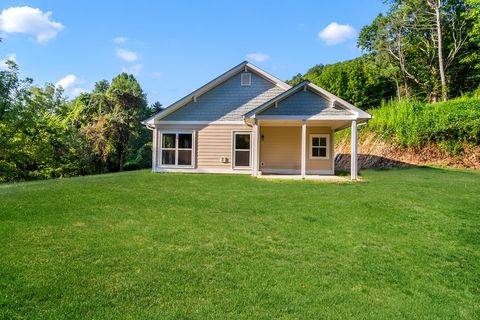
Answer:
0, 61, 156, 182
358, 0, 480, 101
287, 56, 397, 109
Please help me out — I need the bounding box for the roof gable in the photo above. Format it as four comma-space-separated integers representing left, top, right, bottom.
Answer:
142, 61, 290, 124
162, 72, 284, 122
245, 81, 372, 120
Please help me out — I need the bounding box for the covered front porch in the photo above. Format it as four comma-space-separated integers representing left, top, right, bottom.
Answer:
243, 80, 370, 181
249, 118, 359, 180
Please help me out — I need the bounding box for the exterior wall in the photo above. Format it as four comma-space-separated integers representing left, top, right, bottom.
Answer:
162, 72, 284, 122
260, 126, 301, 170
259, 125, 333, 173
306, 126, 334, 171
154, 123, 252, 172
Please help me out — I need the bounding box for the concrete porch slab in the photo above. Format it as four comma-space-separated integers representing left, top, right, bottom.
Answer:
256, 174, 350, 181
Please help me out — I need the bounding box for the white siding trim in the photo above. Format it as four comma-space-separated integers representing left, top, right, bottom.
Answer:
153, 168, 252, 174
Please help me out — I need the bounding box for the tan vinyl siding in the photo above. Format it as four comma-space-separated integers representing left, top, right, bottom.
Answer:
260, 126, 301, 170
156, 123, 252, 170
197, 124, 251, 169
260, 125, 333, 171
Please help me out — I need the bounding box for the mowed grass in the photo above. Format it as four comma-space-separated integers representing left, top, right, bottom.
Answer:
1, 168, 479, 319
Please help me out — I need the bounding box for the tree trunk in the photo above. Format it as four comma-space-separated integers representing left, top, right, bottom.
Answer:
431, 0, 448, 101
119, 151, 125, 172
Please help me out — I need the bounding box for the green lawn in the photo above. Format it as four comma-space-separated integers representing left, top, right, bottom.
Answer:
1, 168, 479, 319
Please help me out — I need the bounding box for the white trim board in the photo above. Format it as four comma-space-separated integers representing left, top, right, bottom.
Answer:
153, 168, 252, 174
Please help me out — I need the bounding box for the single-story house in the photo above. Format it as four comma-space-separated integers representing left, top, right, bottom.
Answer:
142, 61, 372, 180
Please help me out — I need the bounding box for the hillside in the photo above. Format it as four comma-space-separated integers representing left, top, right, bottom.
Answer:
335, 97, 480, 170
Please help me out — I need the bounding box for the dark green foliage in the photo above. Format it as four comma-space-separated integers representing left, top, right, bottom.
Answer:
0, 62, 157, 182
287, 56, 397, 109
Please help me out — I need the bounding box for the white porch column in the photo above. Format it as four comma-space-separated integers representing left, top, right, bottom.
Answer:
301, 120, 307, 178
252, 120, 259, 176
351, 120, 358, 180
152, 127, 157, 172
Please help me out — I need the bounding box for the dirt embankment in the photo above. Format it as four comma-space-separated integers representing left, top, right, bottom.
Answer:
335, 132, 480, 170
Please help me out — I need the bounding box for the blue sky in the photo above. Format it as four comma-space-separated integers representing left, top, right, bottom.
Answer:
0, 1, 386, 106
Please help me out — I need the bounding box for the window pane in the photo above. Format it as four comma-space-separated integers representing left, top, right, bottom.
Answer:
162, 150, 175, 165
235, 134, 250, 150
178, 150, 192, 165
319, 137, 327, 147
312, 147, 319, 157
162, 134, 176, 148
178, 134, 192, 149
319, 147, 327, 157
235, 150, 250, 167
312, 137, 320, 146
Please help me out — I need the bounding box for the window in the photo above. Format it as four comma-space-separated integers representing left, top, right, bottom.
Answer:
310, 134, 329, 159
241, 73, 251, 86
160, 132, 194, 167
233, 132, 251, 168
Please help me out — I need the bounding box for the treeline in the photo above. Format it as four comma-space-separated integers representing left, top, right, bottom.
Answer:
289, 0, 480, 108
0, 61, 159, 182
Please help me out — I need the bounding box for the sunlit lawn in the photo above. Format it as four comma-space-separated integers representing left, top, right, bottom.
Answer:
1, 168, 479, 319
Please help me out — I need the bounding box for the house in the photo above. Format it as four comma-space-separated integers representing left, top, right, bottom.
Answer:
142, 61, 372, 180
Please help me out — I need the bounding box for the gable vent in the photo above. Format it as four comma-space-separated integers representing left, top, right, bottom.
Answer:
241, 72, 251, 86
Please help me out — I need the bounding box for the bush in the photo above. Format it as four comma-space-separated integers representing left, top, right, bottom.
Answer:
366, 97, 480, 154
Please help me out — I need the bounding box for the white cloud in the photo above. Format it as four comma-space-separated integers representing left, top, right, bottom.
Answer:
318, 22, 356, 45
153, 71, 161, 78
55, 74, 85, 97
0, 53, 16, 70
122, 64, 143, 76
113, 36, 128, 44
0, 6, 63, 43
246, 53, 270, 63
116, 48, 138, 62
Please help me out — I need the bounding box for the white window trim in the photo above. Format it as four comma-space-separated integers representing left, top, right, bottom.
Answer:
159, 131, 196, 168
232, 131, 252, 169
309, 134, 330, 160
241, 73, 251, 86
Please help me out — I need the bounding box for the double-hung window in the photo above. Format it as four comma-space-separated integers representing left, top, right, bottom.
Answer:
160, 132, 194, 167
309, 134, 329, 159
233, 132, 251, 168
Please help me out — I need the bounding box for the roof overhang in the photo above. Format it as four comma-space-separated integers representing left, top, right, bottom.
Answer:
142, 61, 291, 125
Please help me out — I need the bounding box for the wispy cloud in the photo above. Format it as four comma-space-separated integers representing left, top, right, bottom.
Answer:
0, 53, 16, 70
318, 22, 356, 45
55, 74, 86, 97
113, 36, 128, 44
246, 53, 270, 63
116, 48, 138, 62
122, 64, 143, 76
0, 6, 63, 43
